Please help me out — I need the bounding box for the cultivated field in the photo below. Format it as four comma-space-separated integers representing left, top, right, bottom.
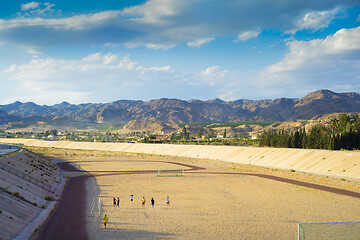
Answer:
37, 148, 360, 240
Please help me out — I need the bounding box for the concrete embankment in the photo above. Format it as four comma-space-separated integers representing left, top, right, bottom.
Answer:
0, 144, 20, 156
1, 139, 359, 181
0, 147, 63, 240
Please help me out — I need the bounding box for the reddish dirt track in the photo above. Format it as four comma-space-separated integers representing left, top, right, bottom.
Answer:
36, 160, 360, 240
184, 172, 360, 199
36, 163, 90, 240
251, 173, 360, 199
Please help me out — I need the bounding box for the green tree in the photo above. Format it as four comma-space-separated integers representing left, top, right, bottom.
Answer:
301, 128, 307, 148
50, 129, 57, 136
196, 128, 203, 139
170, 133, 175, 141
207, 129, 215, 139
339, 114, 349, 132
330, 118, 339, 133
181, 126, 189, 140
292, 130, 302, 148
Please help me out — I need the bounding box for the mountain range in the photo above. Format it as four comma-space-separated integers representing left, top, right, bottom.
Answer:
1, 90, 360, 126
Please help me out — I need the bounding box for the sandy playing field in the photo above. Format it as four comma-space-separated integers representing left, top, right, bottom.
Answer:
35, 149, 357, 240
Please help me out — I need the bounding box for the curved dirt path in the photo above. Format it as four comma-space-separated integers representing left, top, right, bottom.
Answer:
36, 159, 360, 240
35, 164, 90, 240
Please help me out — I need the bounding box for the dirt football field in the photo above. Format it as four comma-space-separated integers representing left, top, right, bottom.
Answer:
34, 148, 360, 239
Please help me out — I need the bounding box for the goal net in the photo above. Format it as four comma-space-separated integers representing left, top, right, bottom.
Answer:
157, 168, 184, 177
89, 198, 101, 217
298, 221, 360, 240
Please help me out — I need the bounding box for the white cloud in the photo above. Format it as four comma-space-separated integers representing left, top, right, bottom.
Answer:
144, 43, 177, 50
82, 52, 118, 64
26, 47, 41, 54
21, 2, 40, 11
103, 53, 118, 64
122, 0, 185, 26
254, 26, 360, 97
3, 24, 359, 104
0, 1, 358, 50
268, 27, 360, 73
0, 11, 122, 31
2, 53, 178, 104
196, 26, 360, 100
187, 37, 214, 47
138, 66, 171, 72
118, 55, 139, 70
20, 2, 58, 17
1, 51, 244, 103
201, 66, 227, 77
196, 66, 235, 87
290, 7, 343, 33
237, 30, 260, 41
83, 53, 102, 62
36, 3, 56, 16
125, 41, 177, 50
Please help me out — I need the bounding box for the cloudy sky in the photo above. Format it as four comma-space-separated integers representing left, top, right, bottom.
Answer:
1, 0, 359, 105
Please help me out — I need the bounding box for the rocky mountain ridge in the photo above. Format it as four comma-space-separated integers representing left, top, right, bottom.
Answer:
1, 90, 359, 125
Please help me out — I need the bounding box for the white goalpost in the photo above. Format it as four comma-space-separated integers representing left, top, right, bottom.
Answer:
89, 197, 101, 217
298, 221, 360, 240
157, 168, 184, 177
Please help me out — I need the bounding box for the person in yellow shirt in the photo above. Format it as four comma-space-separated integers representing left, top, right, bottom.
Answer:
103, 214, 108, 230
142, 197, 146, 206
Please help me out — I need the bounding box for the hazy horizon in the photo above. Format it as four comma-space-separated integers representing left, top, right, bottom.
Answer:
0, 89, 359, 107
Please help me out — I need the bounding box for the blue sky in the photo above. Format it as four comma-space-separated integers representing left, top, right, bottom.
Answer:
0, 0, 359, 105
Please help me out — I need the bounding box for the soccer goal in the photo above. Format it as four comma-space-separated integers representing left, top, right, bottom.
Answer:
298, 221, 360, 240
157, 168, 184, 177
89, 197, 101, 217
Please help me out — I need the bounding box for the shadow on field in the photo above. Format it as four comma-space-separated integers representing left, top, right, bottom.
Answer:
100, 228, 177, 239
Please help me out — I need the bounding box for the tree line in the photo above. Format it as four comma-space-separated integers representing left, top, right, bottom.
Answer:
259, 114, 360, 150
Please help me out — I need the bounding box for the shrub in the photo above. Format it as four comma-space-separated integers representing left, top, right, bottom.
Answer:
12, 192, 20, 198
44, 195, 54, 201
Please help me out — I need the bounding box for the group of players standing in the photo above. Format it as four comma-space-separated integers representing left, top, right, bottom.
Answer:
103, 195, 170, 230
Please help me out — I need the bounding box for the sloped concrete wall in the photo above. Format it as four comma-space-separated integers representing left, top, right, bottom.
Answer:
1, 138, 359, 180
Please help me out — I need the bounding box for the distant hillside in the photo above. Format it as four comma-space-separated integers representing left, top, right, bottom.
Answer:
124, 120, 178, 134
1, 90, 359, 126
0, 109, 21, 124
